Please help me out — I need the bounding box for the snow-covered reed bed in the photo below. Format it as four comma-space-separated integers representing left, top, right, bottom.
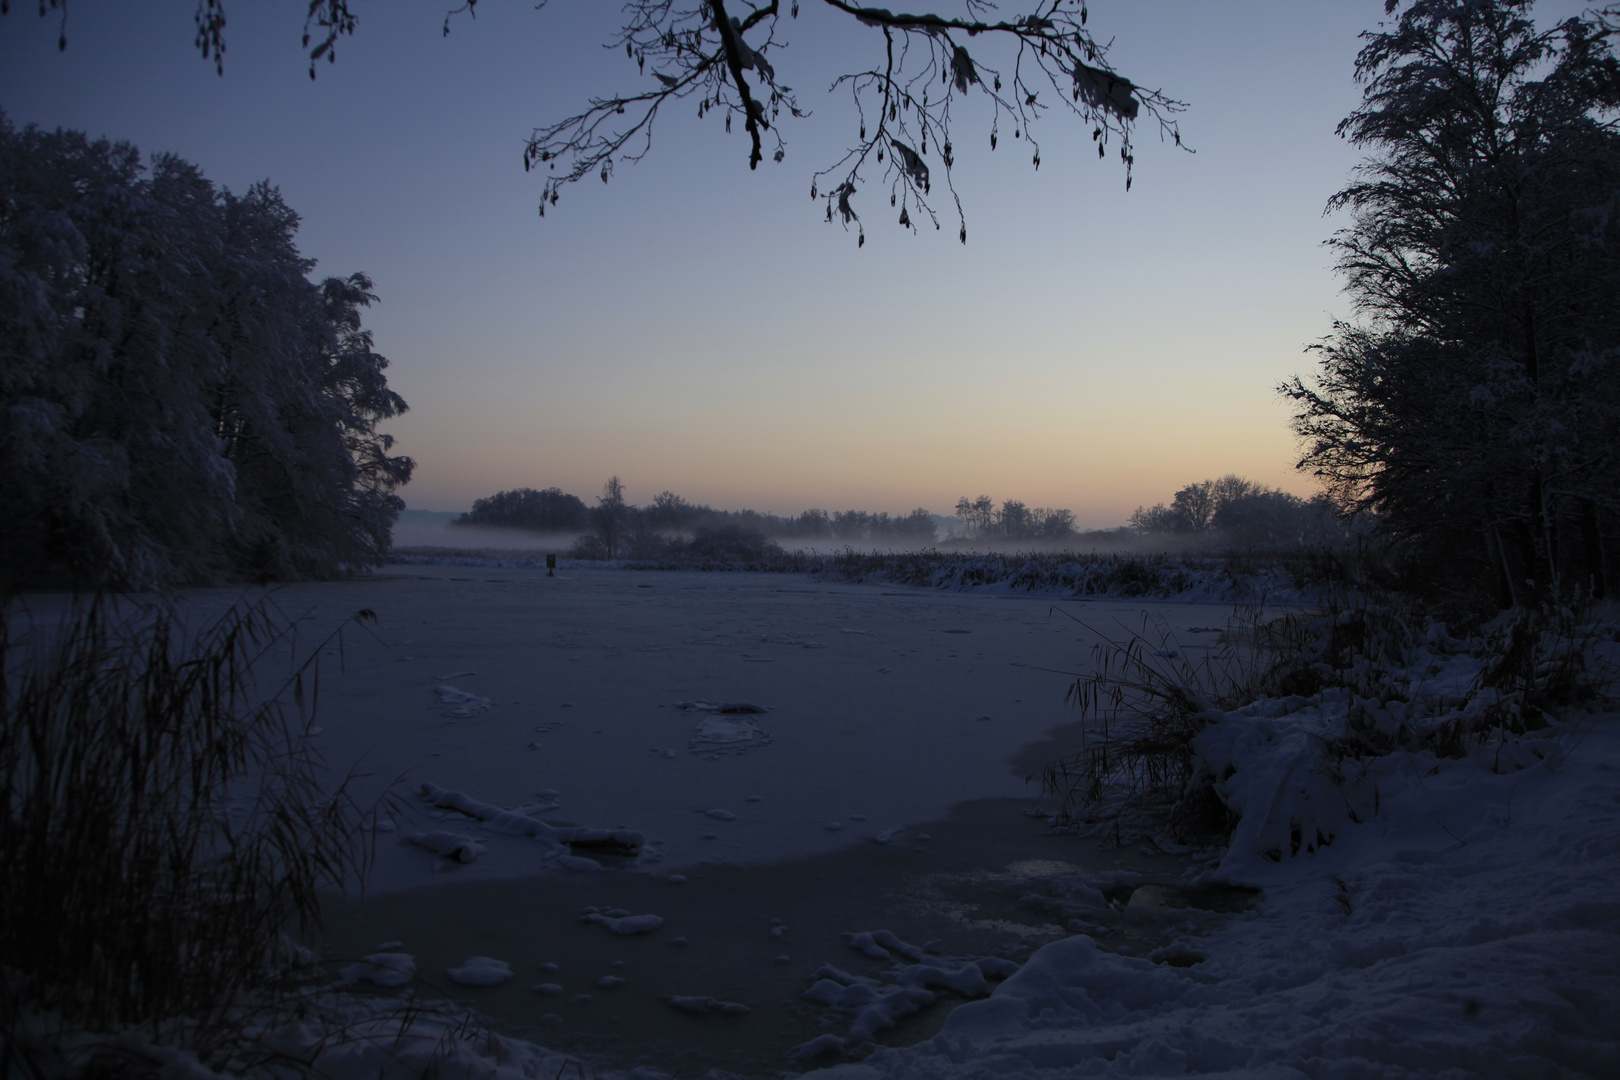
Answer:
1042, 595, 1619, 859
388, 546, 1312, 603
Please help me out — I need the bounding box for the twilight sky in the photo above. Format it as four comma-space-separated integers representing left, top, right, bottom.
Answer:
3, 1, 1562, 525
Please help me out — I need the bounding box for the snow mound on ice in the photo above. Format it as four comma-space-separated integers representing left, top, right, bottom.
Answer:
433, 684, 492, 717
444, 957, 512, 987
692, 715, 769, 745
582, 912, 664, 935
339, 952, 415, 988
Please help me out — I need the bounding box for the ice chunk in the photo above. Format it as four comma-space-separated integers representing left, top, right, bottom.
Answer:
897, 962, 989, 998
843, 930, 928, 961
446, 956, 512, 986
673, 700, 769, 713
692, 715, 770, 747
848, 987, 934, 1039
582, 912, 664, 935
792, 1034, 846, 1061
419, 783, 643, 854
435, 685, 493, 718
662, 995, 750, 1016
341, 952, 415, 988
403, 831, 483, 863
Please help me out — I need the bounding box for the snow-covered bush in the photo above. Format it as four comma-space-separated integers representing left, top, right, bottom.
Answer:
1044, 596, 1618, 859
0, 114, 414, 589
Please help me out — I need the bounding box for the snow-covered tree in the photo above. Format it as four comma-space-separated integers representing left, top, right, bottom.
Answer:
0, 115, 413, 589
1283, 0, 1620, 603
7, 1, 1188, 245
454, 487, 589, 531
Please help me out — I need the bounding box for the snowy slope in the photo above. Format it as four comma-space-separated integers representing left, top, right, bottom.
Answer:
810, 718, 1620, 1079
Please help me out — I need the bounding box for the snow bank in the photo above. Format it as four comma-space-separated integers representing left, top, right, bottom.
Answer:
809, 623, 1620, 1079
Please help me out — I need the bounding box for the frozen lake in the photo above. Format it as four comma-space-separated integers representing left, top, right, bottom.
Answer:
247, 566, 1218, 1072
262, 565, 1223, 890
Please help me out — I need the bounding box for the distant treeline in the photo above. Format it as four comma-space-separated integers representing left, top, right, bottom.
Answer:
451, 476, 1347, 560
1130, 475, 1345, 548
453, 484, 942, 546
953, 496, 1077, 541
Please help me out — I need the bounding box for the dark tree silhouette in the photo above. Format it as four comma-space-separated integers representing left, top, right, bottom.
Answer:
1283, 0, 1620, 603
5, 0, 1188, 244
0, 114, 414, 588
453, 487, 589, 531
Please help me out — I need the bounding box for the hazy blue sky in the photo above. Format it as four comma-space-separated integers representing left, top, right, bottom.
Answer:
4, 2, 1579, 525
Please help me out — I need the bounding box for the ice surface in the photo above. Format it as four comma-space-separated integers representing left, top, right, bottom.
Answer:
267, 568, 1236, 892
111, 569, 1619, 1078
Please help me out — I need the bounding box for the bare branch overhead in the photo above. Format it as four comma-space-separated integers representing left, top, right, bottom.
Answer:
6, 0, 1191, 244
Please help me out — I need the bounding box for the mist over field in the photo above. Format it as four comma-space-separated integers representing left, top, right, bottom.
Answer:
394, 471, 1348, 564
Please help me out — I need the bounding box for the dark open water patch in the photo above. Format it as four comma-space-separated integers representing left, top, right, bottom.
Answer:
320, 798, 1208, 1078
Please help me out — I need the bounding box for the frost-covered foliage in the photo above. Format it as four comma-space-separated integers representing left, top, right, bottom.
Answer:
1046, 596, 1618, 858
0, 115, 413, 588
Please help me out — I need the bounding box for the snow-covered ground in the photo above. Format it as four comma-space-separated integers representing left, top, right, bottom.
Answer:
23, 567, 1617, 1079
817, 697, 1620, 1079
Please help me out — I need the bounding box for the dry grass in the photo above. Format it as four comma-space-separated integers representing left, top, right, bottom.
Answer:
1036, 603, 1304, 841
0, 593, 392, 1074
